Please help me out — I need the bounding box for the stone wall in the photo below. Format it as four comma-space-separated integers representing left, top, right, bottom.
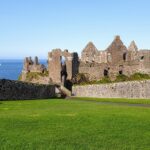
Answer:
0, 79, 56, 100
72, 80, 150, 99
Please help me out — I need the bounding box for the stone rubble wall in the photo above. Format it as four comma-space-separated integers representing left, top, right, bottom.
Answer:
72, 80, 150, 99
0, 79, 56, 100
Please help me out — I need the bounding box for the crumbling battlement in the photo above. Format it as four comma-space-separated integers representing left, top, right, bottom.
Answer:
23, 56, 46, 73
21, 56, 47, 81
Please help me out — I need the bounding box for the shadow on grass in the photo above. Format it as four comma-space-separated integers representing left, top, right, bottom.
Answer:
0, 97, 65, 102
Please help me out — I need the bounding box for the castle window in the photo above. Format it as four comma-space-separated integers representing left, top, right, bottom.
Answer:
108, 53, 112, 62
104, 69, 108, 77
119, 65, 123, 75
123, 53, 127, 61
119, 70, 123, 75
60, 56, 66, 65
140, 56, 144, 60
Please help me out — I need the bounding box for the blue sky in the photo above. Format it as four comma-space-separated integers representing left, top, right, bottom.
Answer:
0, 0, 150, 59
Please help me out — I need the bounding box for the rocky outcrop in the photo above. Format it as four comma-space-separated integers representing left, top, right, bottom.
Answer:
72, 80, 150, 99
0, 79, 55, 100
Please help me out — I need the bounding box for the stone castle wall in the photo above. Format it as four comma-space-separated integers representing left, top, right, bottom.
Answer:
72, 80, 150, 99
0, 79, 55, 100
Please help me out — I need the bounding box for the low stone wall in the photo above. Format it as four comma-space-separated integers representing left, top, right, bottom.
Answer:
0, 79, 55, 100
72, 80, 150, 99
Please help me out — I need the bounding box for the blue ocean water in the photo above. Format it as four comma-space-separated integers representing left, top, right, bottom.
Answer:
0, 59, 47, 80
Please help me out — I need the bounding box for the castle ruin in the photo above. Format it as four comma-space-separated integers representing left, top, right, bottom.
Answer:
21, 36, 150, 85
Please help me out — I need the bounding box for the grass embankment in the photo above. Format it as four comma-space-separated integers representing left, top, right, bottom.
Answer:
18, 71, 49, 81
72, 97, 150, 104
74, 73, 150, 85
0, 99, 150, 150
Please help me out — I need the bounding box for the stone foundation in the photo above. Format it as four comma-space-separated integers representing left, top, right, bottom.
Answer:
72, 80, 150, 99
0, 79, 55, 100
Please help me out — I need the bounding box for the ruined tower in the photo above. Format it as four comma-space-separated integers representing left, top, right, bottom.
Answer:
48, 49, 78, 84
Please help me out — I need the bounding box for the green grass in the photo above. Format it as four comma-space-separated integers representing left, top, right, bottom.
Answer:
19, 71, 49, 81
74, 73, 150, 85
72, 97, 150, 104
0, 99, 150, 150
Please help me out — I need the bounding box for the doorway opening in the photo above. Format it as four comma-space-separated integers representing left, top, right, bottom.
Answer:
60, 56, 67, 86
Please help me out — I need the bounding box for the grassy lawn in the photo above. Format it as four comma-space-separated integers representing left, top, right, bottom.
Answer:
0, 99, 150, 150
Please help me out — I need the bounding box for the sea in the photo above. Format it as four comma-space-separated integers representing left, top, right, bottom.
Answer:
0, 59, 47, 80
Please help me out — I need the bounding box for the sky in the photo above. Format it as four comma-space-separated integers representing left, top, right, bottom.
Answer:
0, 0, 150, 59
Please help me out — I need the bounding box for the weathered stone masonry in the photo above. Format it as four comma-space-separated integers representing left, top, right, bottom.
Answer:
21, 35, 150, 85
0, 79, 55, 100
72, 80, 150, 99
